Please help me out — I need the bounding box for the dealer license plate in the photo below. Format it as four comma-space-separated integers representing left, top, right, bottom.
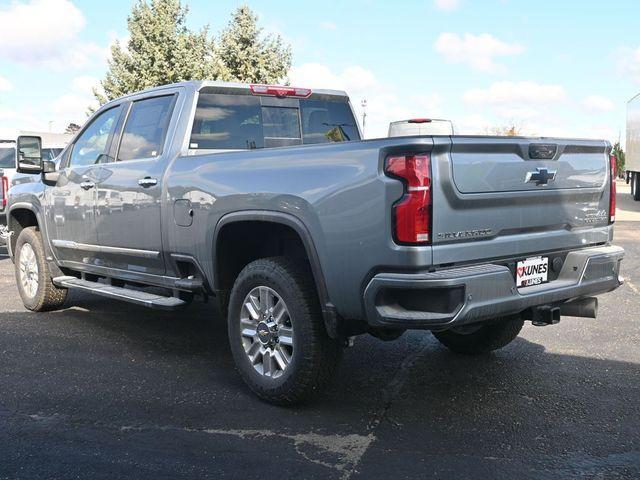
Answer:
516, 256, 549, 287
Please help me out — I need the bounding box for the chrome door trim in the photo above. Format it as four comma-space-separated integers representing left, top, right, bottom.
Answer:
51, 239, 160, 259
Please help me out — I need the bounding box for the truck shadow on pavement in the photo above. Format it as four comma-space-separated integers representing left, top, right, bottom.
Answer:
1, 293, 638, 480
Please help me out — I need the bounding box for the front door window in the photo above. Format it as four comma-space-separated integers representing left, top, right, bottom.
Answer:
69, 106, 122, 167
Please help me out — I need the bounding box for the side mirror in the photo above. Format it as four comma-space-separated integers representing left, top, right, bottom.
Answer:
16, 135, 43, 174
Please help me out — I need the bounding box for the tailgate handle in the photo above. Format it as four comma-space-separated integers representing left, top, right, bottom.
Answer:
529, 144, 557, 160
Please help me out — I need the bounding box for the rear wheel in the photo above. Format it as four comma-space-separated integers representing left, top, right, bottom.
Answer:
227, 257, 342, 405
632, 172, 640, 201
432, 316, 524, 355
14, 227, 67, 311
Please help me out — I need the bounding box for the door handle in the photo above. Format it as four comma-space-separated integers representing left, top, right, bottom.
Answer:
80, 181, 95, 190
138, 177, 158, 188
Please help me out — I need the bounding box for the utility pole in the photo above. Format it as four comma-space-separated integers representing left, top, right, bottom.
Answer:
360, 99, 367, 137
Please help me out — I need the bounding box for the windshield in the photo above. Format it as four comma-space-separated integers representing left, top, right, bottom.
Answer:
0, 146, 16, 168
190, 92, 360, 150
42, 148, 63, 161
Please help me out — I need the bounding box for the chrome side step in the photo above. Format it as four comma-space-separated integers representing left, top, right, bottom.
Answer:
52, 276, 187, 310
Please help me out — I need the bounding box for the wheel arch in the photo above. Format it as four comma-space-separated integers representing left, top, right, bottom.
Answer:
212, 211, 340, 337
7, 202, 43, 258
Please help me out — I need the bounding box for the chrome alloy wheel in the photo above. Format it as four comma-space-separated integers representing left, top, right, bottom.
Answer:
240, 286, 294, 378
18, 243, 39, 299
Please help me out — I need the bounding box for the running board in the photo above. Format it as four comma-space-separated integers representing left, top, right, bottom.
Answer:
52, 276, 187, 310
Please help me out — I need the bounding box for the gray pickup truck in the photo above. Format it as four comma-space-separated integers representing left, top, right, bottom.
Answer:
6, 81, 624, 404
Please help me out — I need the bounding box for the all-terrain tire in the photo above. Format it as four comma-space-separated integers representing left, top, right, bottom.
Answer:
227, 257, 342, 405
14, 227, 67, 311
432, 317, 524, 355
632, 172, 640, 201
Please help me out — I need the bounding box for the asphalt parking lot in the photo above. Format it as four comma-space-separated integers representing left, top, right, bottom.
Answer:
1, 183, 638, 480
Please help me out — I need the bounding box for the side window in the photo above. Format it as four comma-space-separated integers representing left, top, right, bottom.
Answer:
118, 95, 175, 161
59, 146, 72, 169
69, 106, 122, 168
0, 146, 15, 168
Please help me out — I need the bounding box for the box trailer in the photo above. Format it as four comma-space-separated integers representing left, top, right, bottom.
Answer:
626, 93, 640, 200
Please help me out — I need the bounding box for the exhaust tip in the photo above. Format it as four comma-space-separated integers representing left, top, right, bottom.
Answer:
560, 297, 598, 319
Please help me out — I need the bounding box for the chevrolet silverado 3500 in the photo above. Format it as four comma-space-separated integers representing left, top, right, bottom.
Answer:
6, 81, 624, 404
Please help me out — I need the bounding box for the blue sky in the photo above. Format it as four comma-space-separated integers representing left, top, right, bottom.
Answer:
1, 0, 639, 142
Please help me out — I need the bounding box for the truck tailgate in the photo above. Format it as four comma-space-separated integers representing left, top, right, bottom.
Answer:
450, 138, 607, 193
432, 136, 612, 265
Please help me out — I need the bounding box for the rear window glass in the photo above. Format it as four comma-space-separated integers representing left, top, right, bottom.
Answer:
191, 94, 263, 150
0, 147, 15, 168
262, 106, 300, 139
300, 100, 360, 144
190, 93, 360, 150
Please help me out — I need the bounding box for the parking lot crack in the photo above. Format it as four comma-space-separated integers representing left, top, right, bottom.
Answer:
367, 340, 433, 430
625, 277, 639, 294
200, 429, 375, 479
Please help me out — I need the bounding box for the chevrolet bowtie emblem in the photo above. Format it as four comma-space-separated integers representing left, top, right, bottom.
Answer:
525, 167, 557, 186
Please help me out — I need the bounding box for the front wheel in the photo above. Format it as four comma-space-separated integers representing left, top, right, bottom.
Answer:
432, 316, 524, 355
14, 227, 68, 311
227, 257, 342, 405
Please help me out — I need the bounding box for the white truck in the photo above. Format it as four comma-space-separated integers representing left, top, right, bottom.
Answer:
626, 93, 640, 200
0, 133, 70, 245
389, 118, 454, 137
0, 140, 16, 244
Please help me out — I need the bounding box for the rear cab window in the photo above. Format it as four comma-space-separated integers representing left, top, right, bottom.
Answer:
301, 99, 360, 144
190, 88, 360, 151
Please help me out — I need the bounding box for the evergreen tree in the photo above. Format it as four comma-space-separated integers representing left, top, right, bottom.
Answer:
95, 0, 228, 104
94, 2, 292, 106
64, 123, 81, 134
218, 5, 291, 84
612, 142, 625, 176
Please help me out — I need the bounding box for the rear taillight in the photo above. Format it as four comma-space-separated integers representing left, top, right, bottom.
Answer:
609, 154, 616, 224
408, 118, 432, 124
1, 175, 8, 208
384, 154, 432, 244
250, 84, 312, 98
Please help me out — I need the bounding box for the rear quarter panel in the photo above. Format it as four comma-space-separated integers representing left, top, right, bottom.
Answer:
164, 138, 434, 319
